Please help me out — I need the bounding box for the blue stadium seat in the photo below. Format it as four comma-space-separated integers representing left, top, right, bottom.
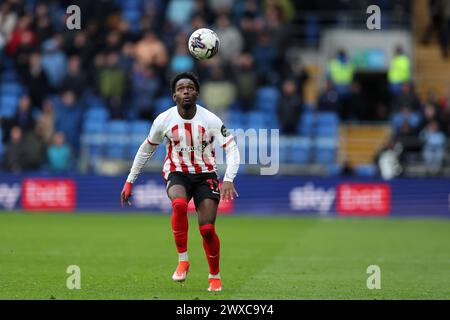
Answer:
84, 107, 110, 123
316, 125, 338, 137
255, 86, 280, 111
314, 138, 337, 165
85, 95, 107, 109
354, 164, 377, 177
290, 138, 312, 164
298, 112, 315, 136
131, 121, 150, 135
0, 95, 20, 117
317, 112, 339, 126
155, 96, 173, 114
83, 120, 107, 134
247, 111, 267, 129
104, 143, 127, 159
1, 83, 24, 95
108, 120, 129, 134
278, 138, 290, 163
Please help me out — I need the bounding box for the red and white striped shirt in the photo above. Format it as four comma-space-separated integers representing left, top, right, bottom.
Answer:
145, 105, 235, 180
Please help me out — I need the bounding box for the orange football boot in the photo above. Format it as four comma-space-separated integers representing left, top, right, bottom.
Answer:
207, 278, 222, 292
172, 261, 190, 282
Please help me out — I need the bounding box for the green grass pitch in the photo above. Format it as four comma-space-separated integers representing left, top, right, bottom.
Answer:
1, 212, 449, 300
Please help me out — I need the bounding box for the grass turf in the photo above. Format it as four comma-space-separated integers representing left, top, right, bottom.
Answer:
0, 212, 449, 300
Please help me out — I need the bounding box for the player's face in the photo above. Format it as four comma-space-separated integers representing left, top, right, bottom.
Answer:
173, 78, 198, 110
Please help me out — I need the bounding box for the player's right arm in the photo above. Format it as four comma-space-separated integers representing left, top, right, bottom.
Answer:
121, 116, 165, 207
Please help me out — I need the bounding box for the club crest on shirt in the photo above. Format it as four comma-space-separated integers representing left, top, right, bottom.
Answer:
221, 125, 230, 137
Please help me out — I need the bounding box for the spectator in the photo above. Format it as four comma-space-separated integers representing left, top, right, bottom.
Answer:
277, 79, 302, 135
201, 66, 237, 115
232, 53, 258, 111
166, 0, 195, 29
24, 52, 49, 108
47, 131, 72, 172
13, 95, 34, 132
440, 0, 450, 58
317, 80, 341, 113
169, 32, 195, 76
3, 126, 27, 172
375, 139, 403, 180
214, 13, 243, 63
281, 55, 309, 102
6, 14, 34, 56
390, 82, 421, 113
134, 30, 168, 69
22, 126, 46, 170
61, 55, 87, 97
34, 10, 54, 43
0, 2, 19, 46
388, 45, 411, 94
54, 90, 83, 151
420, 120, 447, 175
392, 106, 421, 134
40, 37, 67, 91
35, 99, 55, 144
421, 0, 443, 46
252, 30, 279, 85
64, 31, 95, 70
327, 49, 354, 96
341, 81, 367, 121
98, 52, 127, 118
104, 30, 123, 54
130, 62, 160, 120
395, 122, 422, 165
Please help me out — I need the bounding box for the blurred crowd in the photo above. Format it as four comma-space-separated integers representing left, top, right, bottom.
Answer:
0, 0, 448, 176
0, 0, 300, 172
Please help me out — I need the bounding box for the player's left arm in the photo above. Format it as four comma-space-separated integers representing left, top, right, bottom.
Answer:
221, 142, 240, 202
211, 117, 240, 201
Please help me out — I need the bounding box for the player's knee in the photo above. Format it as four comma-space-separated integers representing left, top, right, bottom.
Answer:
172, 198, 188, 213
199, 224, 215, 241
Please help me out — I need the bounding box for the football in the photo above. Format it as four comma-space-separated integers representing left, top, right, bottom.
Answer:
188, 28, 220, 60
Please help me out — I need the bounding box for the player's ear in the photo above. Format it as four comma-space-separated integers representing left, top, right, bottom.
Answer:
172, 93, 176, 101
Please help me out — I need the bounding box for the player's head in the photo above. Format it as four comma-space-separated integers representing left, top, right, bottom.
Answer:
171, 72, 200, 110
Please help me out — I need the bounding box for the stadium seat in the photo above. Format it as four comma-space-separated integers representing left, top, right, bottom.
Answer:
290, 138, 312, 164
314, 138, 337, 165
298, 112, 315, 137
247, 111, 267, 129
85, 95, 107, 109
317, 112, 339, 126
255, 86, 280, 111
316, 125, 339, 137
1, 83, 24, 95
84, 107, 110, 123
83, 120, 107, 134
0, 95, 20, 118
155, 96, 173, 114
354, 164, 377, 177
131, 121, 150, 135
104, 143, 127, 159
108, 120, 129, 134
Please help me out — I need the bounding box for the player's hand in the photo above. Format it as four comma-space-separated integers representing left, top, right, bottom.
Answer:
121, 181, 133, 208
220, 181, 238, 202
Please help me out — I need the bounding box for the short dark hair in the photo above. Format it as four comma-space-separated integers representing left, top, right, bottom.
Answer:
170, 72, 200, 93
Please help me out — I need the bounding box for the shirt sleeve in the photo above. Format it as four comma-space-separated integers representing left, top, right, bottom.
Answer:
126, 116, 165, 183
146, 116, 165, 145
209, 114, 234, 149
209, 114, 240, 182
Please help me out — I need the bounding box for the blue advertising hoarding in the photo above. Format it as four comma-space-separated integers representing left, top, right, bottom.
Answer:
0, 173, 449, 217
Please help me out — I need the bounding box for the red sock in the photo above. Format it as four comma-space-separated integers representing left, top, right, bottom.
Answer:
171, 198, 188, 253
199, 224, 220, 275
